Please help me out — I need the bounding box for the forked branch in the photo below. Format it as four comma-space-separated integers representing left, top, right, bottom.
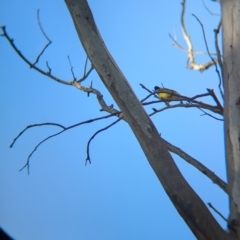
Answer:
12, 113, 118, 174
173, 0, 217, 71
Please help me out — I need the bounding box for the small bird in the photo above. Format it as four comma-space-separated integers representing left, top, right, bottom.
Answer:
154, 86, 182, 106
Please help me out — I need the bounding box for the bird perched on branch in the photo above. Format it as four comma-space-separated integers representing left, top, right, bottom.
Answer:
154, 86, 182, 106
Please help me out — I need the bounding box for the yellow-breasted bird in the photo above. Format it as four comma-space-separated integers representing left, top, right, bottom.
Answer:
154, 86, 182, 106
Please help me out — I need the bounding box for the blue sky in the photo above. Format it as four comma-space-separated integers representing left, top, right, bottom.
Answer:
0, 1, 225, 239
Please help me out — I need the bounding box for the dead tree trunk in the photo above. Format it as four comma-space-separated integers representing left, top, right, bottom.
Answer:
222, 0, 240, 236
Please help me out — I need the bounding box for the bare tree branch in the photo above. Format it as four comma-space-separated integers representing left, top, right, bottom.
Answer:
149, 102, 221, 117
86, 118, 122, 165
192, 14, 224, 99
72, 81, 122, 116
36, 9, 51, 42
77, 62, 94, 83
201, 0, 220, 16
14, 114, 117, 174
32, 9, 52, 66
199, 108, 224, 121
139, 83, 155, 103
214, 21, 223, 70
181, 0, 195, 64
0, 26, 72, 85
67, 55, 77, 80
0, 24, 94, 86
206, 88, 223, 111
180, 0, 217, 71
10, 123, 65, 148
169, 33, 217, 57
214, 21, 224, 99
163, 139, 228, 194
208, 203, 228, 222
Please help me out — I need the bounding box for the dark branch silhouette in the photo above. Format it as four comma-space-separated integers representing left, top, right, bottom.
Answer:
0, 25, 94, 85
0, 26, 72, 85
67, 55, 77, 80
192, 14, 224, 99
163, 139, 228, 194
13, 114, 117, 174
32, 9, 52, 66
85, 118, 122, 165
208, 203, 228, 222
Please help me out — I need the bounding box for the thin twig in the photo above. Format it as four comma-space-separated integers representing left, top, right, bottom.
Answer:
139, 83, 153, 94
68, 55, 76, 80
149, 102, 222, 117
169, 33, 185, 51
141, 93, 153, 103
139, 83, 155, 102
214, 21, 224, 99
192, 14, 217, 64
46, 61, 51, 74
169, 33, 217, 57
77, 64, 94, 83
206, 88, 223, 112
10, 123, 66, 148
86, 118, 122, 165
83, 56, 88, 76
192, 14, 223, 99
199, 108, 223, 121
208, 203, 228, 222
36, 9, 51, 42
18, 129, 66, 174
76, 56, 94, 83
201, 0, 220, 16
32, 9, 52, 66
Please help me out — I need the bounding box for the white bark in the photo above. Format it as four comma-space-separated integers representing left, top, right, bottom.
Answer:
222, 0, 240, 230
